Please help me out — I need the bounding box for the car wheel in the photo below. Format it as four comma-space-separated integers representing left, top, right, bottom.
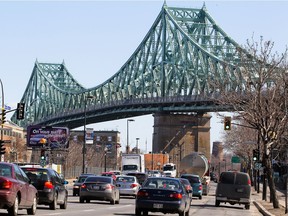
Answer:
49, 194, 57, 210
86, 199, 90, 203
179, 210, 185, 216
79, 197, 85, 203
27, 196, 37, 215
143, 211, 148, 216
60, 195, 67, 209
135, 208, 141, 216
199, 195, 202, 200
110, 198, 115, 205
8, 195, 19, 216
245, 204, 250, 210
215, 200, 220, 207
115, 196, 120, 204
185, 207, 190, 216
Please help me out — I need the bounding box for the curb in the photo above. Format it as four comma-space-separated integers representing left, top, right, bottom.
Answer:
253, 201, 275, 216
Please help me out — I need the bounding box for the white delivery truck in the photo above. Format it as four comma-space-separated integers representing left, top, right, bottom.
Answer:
163, 163, 177, 177
121, 154, 145, 174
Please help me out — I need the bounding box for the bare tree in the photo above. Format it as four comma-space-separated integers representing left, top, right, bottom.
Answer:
222, 120, 258, 184
212, 37, 288, 208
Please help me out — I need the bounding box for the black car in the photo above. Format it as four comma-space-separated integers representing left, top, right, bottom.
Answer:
135, 177, 191, 216
21, 167, 68, 210
73, 173, 95, 196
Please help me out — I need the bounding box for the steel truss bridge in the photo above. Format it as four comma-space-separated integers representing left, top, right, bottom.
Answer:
12, 3, 249, 129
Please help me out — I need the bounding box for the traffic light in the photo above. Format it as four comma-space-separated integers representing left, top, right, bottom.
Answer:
1, 108, 6, 125
16, 103, 25, 120
40, 149, 46, 167
0, 140, 6, 155
224, 116, 231, 130
253, 149, 259, 161
40, 149, 46, 160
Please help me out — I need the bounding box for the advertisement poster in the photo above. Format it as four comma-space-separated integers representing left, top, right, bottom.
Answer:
85, 128, 94, 144
27, 126, 69, 149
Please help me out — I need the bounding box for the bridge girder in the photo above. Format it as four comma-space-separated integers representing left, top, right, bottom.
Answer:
11, 4, 248, 128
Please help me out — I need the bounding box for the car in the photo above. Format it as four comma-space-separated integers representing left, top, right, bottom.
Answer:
179, 178, 193, 202
79, 175, 120, 204
0, 162, 38, 216
135, 177, 191, 216
201, 176, 210, 195
72, 173, 95, 196
126, 172, 148, 185
210, 172, 218, 182
180, 174, 203, 199
101, 172, 117, 180
149, 170, 161, 177
21, 167, 68, 210
116, 175, 140, 197
109, 170, 121, 176
215, 171, 251, 209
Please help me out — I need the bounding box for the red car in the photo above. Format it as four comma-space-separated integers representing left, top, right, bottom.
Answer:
101, 172, 117, 181
0, 162, 38, 216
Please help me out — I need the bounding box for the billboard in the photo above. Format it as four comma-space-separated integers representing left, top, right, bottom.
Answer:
27, 126, 69, 149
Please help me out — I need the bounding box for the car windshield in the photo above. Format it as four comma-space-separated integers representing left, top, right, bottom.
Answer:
116, 176, 135, 182
143, 178, 181, 190
86, 176, 112, 183
182, 175, 200, 184
123, 165, 138, 170
22, 168, 49, 183
0, 164, 12, 177
78, 176, 88, 183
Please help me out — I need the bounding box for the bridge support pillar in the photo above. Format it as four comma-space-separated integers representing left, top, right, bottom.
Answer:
152, 113, 211, 163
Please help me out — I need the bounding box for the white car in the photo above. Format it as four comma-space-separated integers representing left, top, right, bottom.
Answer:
150, 170, 161, 177
116, 175, 140, 197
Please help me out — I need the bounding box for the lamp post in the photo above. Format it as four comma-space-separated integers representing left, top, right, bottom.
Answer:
104, 147, 108, 172
136, 138, 140, 154
82, 95, 94, 174
0, 79, 4, 162
126, 119, 135, 153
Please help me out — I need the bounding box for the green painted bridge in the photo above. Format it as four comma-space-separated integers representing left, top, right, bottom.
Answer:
11, 3, 250, 129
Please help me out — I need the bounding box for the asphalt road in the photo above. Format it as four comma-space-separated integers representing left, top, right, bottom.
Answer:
0, 182, 262, 216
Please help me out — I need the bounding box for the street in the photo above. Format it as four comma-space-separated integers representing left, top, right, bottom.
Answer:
0, 182, 262, 216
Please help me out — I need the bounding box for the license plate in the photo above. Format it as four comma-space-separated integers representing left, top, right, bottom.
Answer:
93, 186, 100, 190
153, 203, 163, 208
236, 188, 244, 192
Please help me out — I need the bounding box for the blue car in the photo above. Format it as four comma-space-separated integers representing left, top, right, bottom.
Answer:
180, 174, 202, 199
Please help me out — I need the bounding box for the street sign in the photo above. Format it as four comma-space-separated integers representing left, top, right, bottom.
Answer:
231, 156, 240, 163
255, 162, 262, 170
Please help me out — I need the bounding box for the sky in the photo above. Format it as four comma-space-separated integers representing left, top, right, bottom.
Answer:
0, 0, 287, 154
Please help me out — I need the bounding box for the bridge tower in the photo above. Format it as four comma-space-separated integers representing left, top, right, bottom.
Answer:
152, 113, 211, 164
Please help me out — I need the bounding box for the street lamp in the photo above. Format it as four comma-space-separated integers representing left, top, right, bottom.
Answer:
126, 119, 135, 153
104, 147, 108, 172
136, 138, 140, 154
0, 79, 5, 162
82, 95, 94, 174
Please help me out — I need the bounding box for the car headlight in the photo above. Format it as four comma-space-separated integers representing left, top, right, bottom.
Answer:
73, 186, 79, 188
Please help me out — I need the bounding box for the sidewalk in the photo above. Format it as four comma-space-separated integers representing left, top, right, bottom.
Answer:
252, 185, 286, 216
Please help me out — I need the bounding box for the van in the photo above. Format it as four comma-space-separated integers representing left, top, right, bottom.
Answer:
215, 171, 251, 209
180, 174, 203, 199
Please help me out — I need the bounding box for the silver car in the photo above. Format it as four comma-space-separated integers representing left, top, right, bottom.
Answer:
79, 176, 120, 205
116, 175, 140, 197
